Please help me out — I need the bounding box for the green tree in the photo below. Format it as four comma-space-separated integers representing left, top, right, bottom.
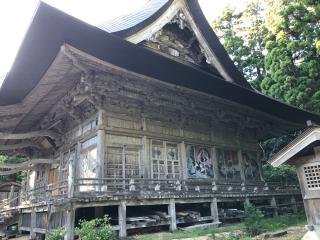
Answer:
261, 0, 320, 112
0, 155, 26, 184
244, 201, 264, 235
212, 1, 268, 89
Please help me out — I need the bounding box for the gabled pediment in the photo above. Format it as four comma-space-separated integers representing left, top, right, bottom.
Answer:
138, 10, 223, 78
100, 0, 252, 89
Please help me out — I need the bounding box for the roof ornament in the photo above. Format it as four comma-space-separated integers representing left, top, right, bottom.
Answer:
171, 10, 188, 30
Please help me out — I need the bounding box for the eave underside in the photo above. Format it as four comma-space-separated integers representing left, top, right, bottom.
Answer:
0, 45, 309, 156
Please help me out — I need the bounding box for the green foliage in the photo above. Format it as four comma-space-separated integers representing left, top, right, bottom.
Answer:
0, 155, 27, 184
262, 163, 297, 183
213, 0, 320, 183
261, 0, 320, 113
212, 1, 268, 89
75, 215, 113, 240
46, 227, 66, 240
244, 201, 264, 235
259, 130, 302, 183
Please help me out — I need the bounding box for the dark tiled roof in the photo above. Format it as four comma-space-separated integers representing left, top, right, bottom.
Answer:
1, 2, 320, 131
98, 0, 170, 33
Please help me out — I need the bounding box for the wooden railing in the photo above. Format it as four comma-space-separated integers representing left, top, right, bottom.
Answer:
73, 178, 300, 197
1, 178, 299, 210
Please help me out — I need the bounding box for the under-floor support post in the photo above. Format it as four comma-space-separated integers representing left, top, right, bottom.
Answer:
65, 206, 75, 240
118, 201, 127, 238
291, 196, 298, 214
271, 196, 278, 217
210, 198, 219, 223
30, 208, 36, 239
168, 198, 177, 232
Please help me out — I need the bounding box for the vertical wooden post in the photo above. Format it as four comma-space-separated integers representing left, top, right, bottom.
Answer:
168, 198, 177, 232
271, 196, 278, 217
257, 152, 264, 181
291, 196, 298, 214
180, 141, 187, 180
30, 207, 36, 239
118, 201, 127, 238
142, 136, 148, 178
65, 206, 75, 240
211, 147, 219, 181
210, 198, 219, 223
238, 150, 246, 181
68, 149, 76, 198
97, 110, 105, 190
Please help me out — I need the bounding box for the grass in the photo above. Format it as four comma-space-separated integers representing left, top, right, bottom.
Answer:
130, 213, 306, 240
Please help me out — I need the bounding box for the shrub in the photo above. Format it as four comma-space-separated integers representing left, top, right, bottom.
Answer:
244, 201, 264, 235
75, 215, 113, 240
46, 227, 66, 240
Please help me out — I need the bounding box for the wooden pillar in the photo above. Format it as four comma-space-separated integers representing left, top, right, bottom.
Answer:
271, 196, 278, 217
238, 150, 246, 181
211, 147, 219, 181
180, 141, 187, 180
97, 129, 105, 190
97, 110, 105, 190
168, 198, 177, 232
210, 198, 219, 223
68, 151, 75, 198
65, 206, 75, 240
257, 152, 264, 181
30, 208, 36, 239
142, 136, 149, 178
291, 196, 298, 214
118, 201, 127, 238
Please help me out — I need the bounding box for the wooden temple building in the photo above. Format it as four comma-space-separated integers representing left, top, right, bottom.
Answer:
0, 0, 320, 239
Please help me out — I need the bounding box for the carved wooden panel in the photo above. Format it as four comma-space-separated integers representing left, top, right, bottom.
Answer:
242, 151, 260, 181
106, 116, 142, 131
105, 134, 142, 146
186, 145, 213, 178
146, 119, 180, 136
183, 129, 210, 141
216, 149, 241, 181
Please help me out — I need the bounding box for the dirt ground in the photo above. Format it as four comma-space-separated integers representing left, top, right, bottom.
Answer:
270, 226, 307, 240
9, 226, 308, 240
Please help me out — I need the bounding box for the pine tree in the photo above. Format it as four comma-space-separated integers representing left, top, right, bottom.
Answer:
261, 0, 320, 112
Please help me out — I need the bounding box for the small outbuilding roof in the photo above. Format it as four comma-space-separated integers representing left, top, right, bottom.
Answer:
269, 127, 320, 167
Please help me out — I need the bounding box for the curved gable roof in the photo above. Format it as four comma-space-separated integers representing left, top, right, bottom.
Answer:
99, 0, 252, 89
0, 2, 320, 132
98, 0, 172, 35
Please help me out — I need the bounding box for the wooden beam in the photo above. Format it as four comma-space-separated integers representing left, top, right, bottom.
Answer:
0, 167, 33, 176
0, 158, 56, 169
0, 142, 40, 151
0, 130, 60, 141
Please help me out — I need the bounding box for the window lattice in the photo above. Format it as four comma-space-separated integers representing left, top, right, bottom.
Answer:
304, 164, 320, 190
